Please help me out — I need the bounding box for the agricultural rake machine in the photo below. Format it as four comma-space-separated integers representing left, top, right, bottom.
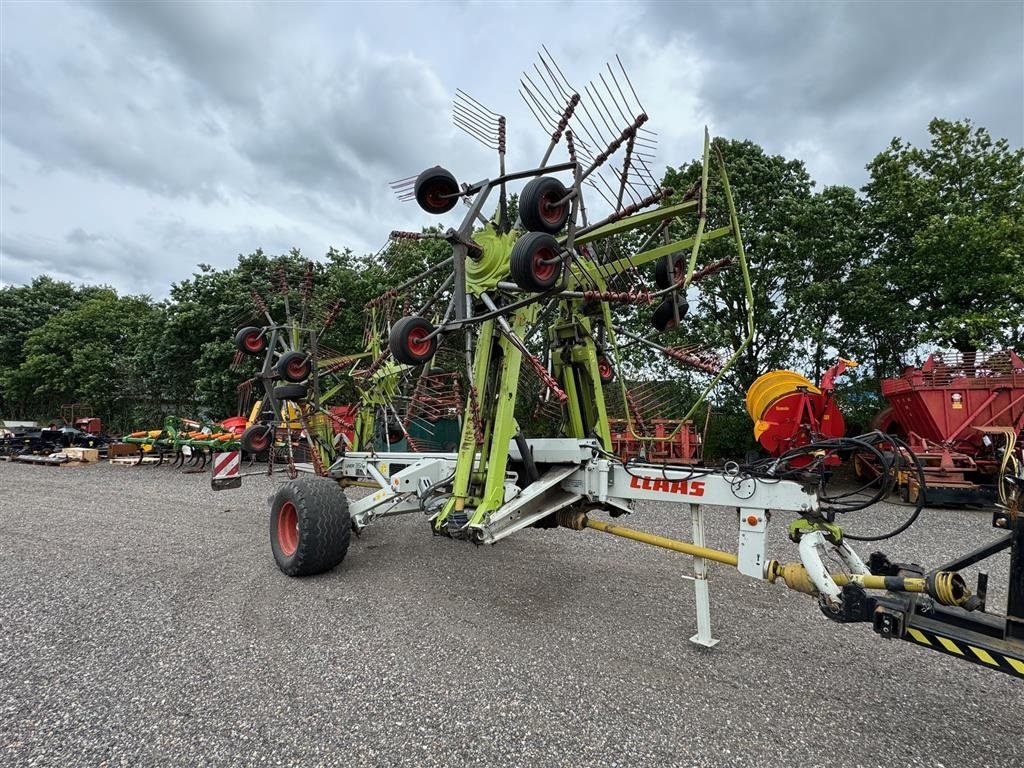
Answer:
221, 51, 1024, 679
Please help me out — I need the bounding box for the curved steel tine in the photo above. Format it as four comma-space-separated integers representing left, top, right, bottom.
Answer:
135, 445, 146, 466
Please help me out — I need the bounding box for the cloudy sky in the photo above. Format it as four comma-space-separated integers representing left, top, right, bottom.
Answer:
1, 0, 1021, 298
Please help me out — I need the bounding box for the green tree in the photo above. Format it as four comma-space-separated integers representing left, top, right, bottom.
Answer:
859, 118, 1024, 366
3, 290, 164, 429
661, 139, 857, 398
0, 277, 111, 418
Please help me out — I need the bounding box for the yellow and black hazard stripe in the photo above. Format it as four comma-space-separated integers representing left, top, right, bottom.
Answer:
904, 626, 1024, 679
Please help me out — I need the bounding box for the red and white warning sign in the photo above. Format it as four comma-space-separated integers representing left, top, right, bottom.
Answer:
211, 450, 242, 491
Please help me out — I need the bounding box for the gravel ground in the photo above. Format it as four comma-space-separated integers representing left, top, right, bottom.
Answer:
1, 459, 1021, 767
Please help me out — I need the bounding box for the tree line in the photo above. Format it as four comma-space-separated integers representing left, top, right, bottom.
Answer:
1, 118, 1021, 435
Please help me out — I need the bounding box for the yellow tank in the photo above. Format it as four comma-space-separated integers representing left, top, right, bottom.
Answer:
745, 370, 821, 440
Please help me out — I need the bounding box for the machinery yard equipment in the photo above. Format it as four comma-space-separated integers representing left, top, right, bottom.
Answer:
745, 358, 855, 466
859, 350, 1024, 505
120, 416, 242, 468
222, 51, 1024, 680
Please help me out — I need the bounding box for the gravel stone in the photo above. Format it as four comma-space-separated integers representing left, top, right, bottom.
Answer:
1, 460, 1020, 767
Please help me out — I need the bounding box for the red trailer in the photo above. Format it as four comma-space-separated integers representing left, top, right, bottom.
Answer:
865, 350, 1024, 504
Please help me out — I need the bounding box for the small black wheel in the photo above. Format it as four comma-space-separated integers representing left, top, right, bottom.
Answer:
651, 298, 689, 332
386, 422, 405, 444
414, 166, 459, 215
276, 351, 311, 383
241, 424, 273, 454
270, 477, 352, 577
519, 176, 570, 234
274, 383, 308, 401
388, 316, 438, 366
235, 326, 266, 355
597, 355, 615, 384
510, 232, 562, 292
654, 255, 683, 289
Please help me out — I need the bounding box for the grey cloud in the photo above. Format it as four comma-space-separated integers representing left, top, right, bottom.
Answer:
90, 0, 290, 110
1, 45, 240, 202
1, 230, 153, 292
635, 0, 1023, 185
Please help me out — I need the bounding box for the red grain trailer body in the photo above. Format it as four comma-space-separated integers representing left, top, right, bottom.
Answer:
875, 350, 1024, 504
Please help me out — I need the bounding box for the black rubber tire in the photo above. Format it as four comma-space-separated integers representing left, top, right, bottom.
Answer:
276, 351, 311, 383
388, 316, 438, 366
519, 176, 570, 234
651, 298, 689, 332
270, 477, 352, 577
414, 166, 459, 214
241, 424, 273, 454
274, 383, 308, 401
235, 326, 267, 355
654, 255, 683, 289
597, 354, 615, 384
386, 422, 405, 444
510, 232, 562, 292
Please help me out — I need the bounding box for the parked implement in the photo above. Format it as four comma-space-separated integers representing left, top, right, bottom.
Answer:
746, 358, 855, 466
859, 350, 1024, 504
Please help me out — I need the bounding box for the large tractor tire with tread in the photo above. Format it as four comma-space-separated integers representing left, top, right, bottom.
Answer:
388, 316, 438, 366
414, 166, 459, 215
519, 176, 570, 234
276, 351, 312, 383
270, 477, 352, 576
509, 232, 562, 292
235, 326, 267, 356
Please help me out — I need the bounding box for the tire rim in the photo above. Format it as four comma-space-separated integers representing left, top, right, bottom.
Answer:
244, 332, 264, 353
532, 247, 557, 282
287, 357, 309, 380
540, 192, 566, 225
406, 327, 432, 357
424, 181, 452, 211
277, 501, 299, 556
247, 428, 270, 452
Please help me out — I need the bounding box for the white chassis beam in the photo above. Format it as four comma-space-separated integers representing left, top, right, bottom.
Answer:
321, 442, 832, 648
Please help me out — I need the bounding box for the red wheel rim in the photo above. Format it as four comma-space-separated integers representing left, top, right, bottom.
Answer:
532, 247, 557, 281
598, 357, 613, 380
243, 332, 264, 353
424, 182, 451, 211
540, 191, 566, 225
406, 327, 432, 357
277, 501, 299, 556
250, 429, 270, 452
287, 357, 309, 380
